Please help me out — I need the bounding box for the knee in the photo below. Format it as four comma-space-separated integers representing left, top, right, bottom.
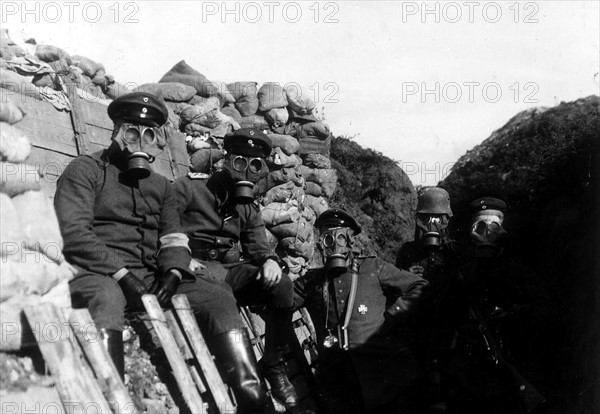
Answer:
270, 274, 294, 308
92, 279, 127, 309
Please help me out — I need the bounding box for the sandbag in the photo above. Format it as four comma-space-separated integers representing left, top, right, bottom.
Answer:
0, 280, 72, 351
302, 121, 330, 139
0, 68, 33, 94
72, 54, 104, 78
34, 44, 72, 71
0, 193, 21, 252
227, 81, 258, 101
10, 190, 65, 263
138, 82, 197, 103
239, 114, 269, 130
298, 134, 332, 156
265, 167, 305, 188
159, 60, 213, 96
257, 82, 288, 112
302, 153, 332, 169
0, 90, 25, 124
305, 181, 323, 197
299, 166, 337, 197
0, 122, 31, 163
0, 253, 75, 303
184, 122, 212, 137
264, 107, 289, 129
267, 133, 299, 156
261, 181, 305, 205
190, 148, 225, 173
304, 195, 329, 216
266, 147, 302, 168
103, 81, 133, 100
177, 98, 221, 125
301, 204, 316, 224
285, 85, 316, 115
270, 216, 313, 242
0, 162, 41, 197
265, 228, 279, 254
279, 238, 315, 261
261, 201, 301, 227
187, 136, 212, 151
221, 104, 243, 123
280, 254, 308, 280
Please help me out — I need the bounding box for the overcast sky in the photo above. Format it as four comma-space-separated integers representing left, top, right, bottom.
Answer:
4, 1, 599, 186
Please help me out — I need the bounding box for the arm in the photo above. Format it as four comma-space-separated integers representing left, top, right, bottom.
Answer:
54, 156, 127, 276
380, 260, 429, 320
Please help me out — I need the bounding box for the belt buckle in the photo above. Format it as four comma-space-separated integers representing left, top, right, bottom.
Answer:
208, 249, 220, 261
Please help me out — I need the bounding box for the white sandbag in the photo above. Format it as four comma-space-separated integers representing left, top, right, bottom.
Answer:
267, 133, 299, 156
10, 190, 65, 263
257, 82, 288, 112
261, 201, 301, 227
264, 107, 289, 129
0, 162, 41, 196
266, 167, 305, 188
137, 82, 196, 102
266, 148, 302, 168
284, 85, 316, 115
0, 89, 25, 124
304, 195, 329, 216
0, 122, 31, 163
270, 217, 313, 242
302, 153, 332, 169
261, 181, 305, 206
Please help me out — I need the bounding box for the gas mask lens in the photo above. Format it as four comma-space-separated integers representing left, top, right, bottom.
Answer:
320, 232, 349, 249
232, 155, 265, 175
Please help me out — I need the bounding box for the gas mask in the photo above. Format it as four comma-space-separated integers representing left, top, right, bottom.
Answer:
112, 122, 166, 179
416, 213, 450, 249
469, 210, 507, 257
223, 153, 268, 204
317, 227, 355, 275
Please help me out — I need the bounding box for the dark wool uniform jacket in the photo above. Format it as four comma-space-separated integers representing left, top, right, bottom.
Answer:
172, 172, 271, 262
298, 256, 428, 408
54, 149, 191, 280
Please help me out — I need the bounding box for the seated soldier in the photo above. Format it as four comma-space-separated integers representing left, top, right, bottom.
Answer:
172, 128, 299, 411
54, 93, 269, 414
294, 209, 429, 414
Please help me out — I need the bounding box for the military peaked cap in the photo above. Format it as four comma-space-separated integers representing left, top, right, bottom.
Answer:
224, 128, 272, 158
107, 92, 168, 128
469, 197, 507, 213
315, 208, 362, 235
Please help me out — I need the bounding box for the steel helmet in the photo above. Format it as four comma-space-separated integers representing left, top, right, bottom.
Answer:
416, 187, 453, 217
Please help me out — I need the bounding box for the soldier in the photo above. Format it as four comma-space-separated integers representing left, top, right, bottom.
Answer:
394, 187, 462, 410
54, 93, 270, 414
295, 209, 428, 414
172, 127, 299, 411
54, 92, 195, 376
425, 197, 552, 414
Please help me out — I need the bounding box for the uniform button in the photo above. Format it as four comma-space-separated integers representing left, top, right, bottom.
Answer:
395, 306, 400, 311
338, 289, 343, 294
337, 280, 342, 284
340, 300, 345, 304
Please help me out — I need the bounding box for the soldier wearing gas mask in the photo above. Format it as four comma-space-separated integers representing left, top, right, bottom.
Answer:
396, 187, 460, 281
424, 197, 553, 414
294, 209, 428, 414
54, 92, 196, 380
172, 128, 299, 412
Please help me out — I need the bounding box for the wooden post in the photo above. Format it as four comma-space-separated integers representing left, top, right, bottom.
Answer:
69, 309, 139, 414
142, 294, 205, 414
60, 72, 91, 155
171, 294, 235, 413
24, 303, 113, 414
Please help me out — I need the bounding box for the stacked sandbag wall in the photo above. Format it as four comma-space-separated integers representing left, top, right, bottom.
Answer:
0, 89, 75, 351
156, 61, 336, 279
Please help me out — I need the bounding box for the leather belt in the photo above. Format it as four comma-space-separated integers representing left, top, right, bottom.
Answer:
193, 247, 241, 264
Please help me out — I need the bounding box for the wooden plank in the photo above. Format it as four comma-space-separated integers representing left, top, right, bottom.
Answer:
18, 117, 78, 155
23, 303, 113, 414
14, 92, 73, 129
70, 309, 139, 414
78, 97, 112, 129
165, 310, 208, 395
61, 74, 91, 155
141, 294, 205, 414
172, 294, 235, 414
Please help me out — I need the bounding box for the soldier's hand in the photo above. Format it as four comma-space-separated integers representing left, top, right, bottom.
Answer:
188, 258, 206, 273
117, 272, 149, 311
151, 270, 181, 308
409, 265, 425, 275
258, 258, 282, 289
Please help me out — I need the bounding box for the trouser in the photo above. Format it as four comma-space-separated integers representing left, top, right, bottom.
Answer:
69, 269, 244, 334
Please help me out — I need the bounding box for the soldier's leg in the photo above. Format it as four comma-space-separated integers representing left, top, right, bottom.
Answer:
70, 275, 127, 377
228, 266, 299, 409
177, 268, 269, 413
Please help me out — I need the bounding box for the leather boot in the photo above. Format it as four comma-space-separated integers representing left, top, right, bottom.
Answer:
262, 308, 299, 410
102, 329, 124, 380
210, 329, 269, 414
